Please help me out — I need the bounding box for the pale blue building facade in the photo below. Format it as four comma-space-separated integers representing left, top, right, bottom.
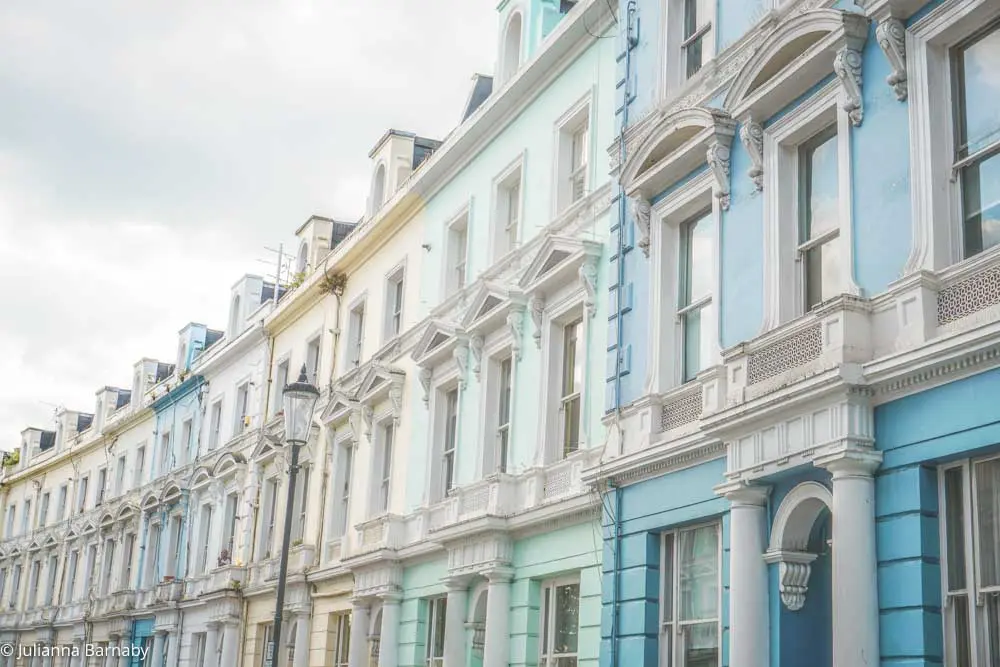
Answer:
598, 0, 1000, 666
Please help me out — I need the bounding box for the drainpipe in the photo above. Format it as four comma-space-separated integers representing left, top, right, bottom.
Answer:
316, 278, 344, 553
610, 5, 638, 667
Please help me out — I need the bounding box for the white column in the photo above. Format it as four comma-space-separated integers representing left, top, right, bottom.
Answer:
347, 601, 370, 667
723, 483, 770, 667
165, 631, 179, 667
482, 568, 513, 667
818, 450, 881, 667
293, 614, 310, 667
377, 593, 401, 667
443, 580, 468, 667
150, 633, 165, 667
205, 624, 220, 667
220, 622, 239, 667
103, 642, 116, 667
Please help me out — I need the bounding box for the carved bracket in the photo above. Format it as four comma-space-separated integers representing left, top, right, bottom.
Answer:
764, 550, 818, 612
454, 340, 470, 388
833, 47, 864, 126
418, 367, 432, 406
528, 294, 545, 348
470, 335, 484, 380
362, 406, 374, 440
579, 260, 598, 318
875, 16, 906, 101
739, 120, 763, 191
706, 140, 732, 211
631, 197, 651, 257
388, 374, 404, 423
507, 308, 525, 361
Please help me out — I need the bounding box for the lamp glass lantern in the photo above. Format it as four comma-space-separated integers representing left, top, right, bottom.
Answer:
282, 364, 319, 446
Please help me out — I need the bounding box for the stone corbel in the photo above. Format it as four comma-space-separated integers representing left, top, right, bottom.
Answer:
764, 550, 818, 611
418, 367, 432, 406
349, 407, 364, 442
388, 374, 404, 423
706, 139, 732, 211
528, 294, 545, 348
833, 47, 864, 126
631, 196, 651, 257
875, 16, 906, 101
454, 340, 470, 388
470, 334, 484, 380
578, 260, 598, 318
361, 405, 374, 440
739, 120, 764, 191
506, 308, 525, 361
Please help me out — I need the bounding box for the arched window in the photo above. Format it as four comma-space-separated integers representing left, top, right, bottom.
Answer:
369, 608, 383, 663
371, 163, 387, 214
501, 12, 523, 83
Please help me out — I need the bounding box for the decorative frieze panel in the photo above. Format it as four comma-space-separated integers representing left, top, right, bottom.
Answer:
936, 263, 1000, 326
446, 534, 512, 578
746, 323, 823, 386
660, 387, 704, 432
353, 563, 402, 599
724, 394, 874, 480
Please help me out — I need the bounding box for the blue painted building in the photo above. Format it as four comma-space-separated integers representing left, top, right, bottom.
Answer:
597, 0, 1000, 665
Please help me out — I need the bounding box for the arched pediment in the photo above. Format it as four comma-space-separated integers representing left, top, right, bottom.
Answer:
161, 483, 183, 505
620, 106, 737, 205
116, 503, 138, 521
141, 491, 159, 511
99, 511, 115, 528
212, 452, 246, 478
724, 10, 869, 125
190, 467, 213, 489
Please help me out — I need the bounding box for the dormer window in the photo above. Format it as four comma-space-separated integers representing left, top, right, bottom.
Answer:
177, 342, 188, 373
296, 242, 309, 275
501, 11, 523, 84
229, 294, 242, 339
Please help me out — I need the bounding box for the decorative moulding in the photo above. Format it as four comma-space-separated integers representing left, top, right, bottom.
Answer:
528, 294, 545, 347
764, 550, 818, 611
506, 308, 525, 361
470, 335, 484, 380
875, 16, 907, 101
739, 120, 764, 191
631, 197, 651, 257
578, 259, 598, 318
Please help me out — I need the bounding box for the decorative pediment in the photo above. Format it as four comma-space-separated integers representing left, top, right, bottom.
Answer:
116, 503, 137, 521
141, 491, 159, 511
320, 389, 359, 426
191, 467, 213, 490
724, 10, 869, 126
212, 452, 247, 478
161, 483, 183, 505
359, 364, 405, 409
461, 283, 521, 334
620, 106, 737, 208
410, 319, 461, 369
519, 235, 602, 299
99, 512, 115, 529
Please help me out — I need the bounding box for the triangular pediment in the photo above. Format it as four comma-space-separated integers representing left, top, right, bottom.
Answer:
411, 319, 460, 367
359, 364, 404, 406
519, 235, 602, 294
461, 282, 516, 330
320, 390, 357, 425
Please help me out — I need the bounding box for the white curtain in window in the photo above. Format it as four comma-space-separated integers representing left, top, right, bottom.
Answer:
976, 458, 1000, 587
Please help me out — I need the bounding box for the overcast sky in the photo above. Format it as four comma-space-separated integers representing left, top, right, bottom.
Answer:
0, 0, 497, 441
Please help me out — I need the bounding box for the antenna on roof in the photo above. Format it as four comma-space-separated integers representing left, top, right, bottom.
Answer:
259, 244, 295, 297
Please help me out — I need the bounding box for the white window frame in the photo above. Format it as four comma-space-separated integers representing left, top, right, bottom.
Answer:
671, 199, 718, 386
539, 574, 581, 666
538, 296, 591, 465
261, 478, 279, 560
56, 484, 67, 522
425, 596, 448, 667
762, 79, 858, 330
38, 492, 49, 528
115, 454, 127, 495
428, 378, 461, 504
907, 0, 1000, 273
938, 455, 1000, 666
659, 0, 717, 102
383, 262, 406, 343
133, 445, 146, 488
330, 436, 355, 540
553, 94, 593, 215
95, 468, 107, 507
305, 334, 323, 386
370, 420, 395, 516
64, 550, 78, 604
491, 154, 526, 262
443, 204, 471, 298
208, 399, 224, 450
482, 352, 514, 475
160, 430, 172, 475
273, 356, 291, 418
332, 612, 351, 667
198, 504, 213, 573
121, 533, 135, 592
658, 521, 722, 667
234, 380, 251, 435
345, 295, 367, 368
499, 8, 524, 85
293, 464, 310, 543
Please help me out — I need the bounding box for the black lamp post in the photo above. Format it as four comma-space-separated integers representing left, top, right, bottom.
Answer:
264, 365, 319, 667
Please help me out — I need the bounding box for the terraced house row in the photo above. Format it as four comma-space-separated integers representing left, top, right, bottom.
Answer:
4, 0, 1000, 666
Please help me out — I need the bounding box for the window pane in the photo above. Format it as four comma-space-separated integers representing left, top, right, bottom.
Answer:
953, 594, 973, 667
682, 623, 718, 667
801, 129, 839, 241
961, 152, 1000, 257
957, 25, 1000, 157
975, 458, 1000, 587
542, 586, 551, 655
682, 308, 702, 383
805, 238, 841, 310
562, 321, 581, 396
985, 592, 1000, 666
662, 533, 674, 624
685, 35, 704, 79
554, 583, 580, 655
944, 467, 968, 591
433, 599, 447, 657
678, 525, 718, 621
682, 212, 714, 307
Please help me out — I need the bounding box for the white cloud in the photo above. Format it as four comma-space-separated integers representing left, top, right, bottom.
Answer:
0, 0, 498, 440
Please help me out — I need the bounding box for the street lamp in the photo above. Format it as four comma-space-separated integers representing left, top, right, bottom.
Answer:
265, 364, 320, 667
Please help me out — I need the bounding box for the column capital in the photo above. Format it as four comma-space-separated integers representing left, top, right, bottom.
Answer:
378, 590, 403, 605
715, 480, 770, 506
814, 445, 882, 478
483, 567, 515, 584
442, 576, 472, 592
